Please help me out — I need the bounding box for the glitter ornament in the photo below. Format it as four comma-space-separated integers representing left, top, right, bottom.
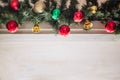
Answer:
105, 21, 116, 33
10, 0, 19, 11
73, 11, 83, 22
52, 8, 61, 20
33, 0, 46, 13
59, 25, 70, 36
6, 20, 19, 33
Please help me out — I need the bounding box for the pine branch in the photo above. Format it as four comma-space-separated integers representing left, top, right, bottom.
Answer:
44, 0, 50, 12
60, 0, 78, 25
86, 0, 98, 6
115, 23, 120, 34
0, 0, 120, 34
81, 0, 99, 21
1, 0, 9, 3
100, 0, 120, 21
49, 0, 57, 11
59, 0, 67, 12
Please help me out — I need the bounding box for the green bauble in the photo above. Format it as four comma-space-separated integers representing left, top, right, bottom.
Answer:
52, 8, 61, 20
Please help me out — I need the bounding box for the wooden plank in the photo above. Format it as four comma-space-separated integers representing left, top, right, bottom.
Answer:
0, 21, 110, 34
0, 35, 120, 80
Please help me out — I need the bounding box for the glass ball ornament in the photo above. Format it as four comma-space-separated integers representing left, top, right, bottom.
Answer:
10, 0, 19, 11
6, 20, 19, 33
105, 21, 116, 33
52, 8, 61, 20
59, 25, 70, 36
33, 0, 46, 13
73, 11, 83, 22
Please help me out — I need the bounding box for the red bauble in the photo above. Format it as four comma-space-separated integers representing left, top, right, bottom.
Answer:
6, 20, 18, 33
59, 25, 70, 36
73, 11, 83, 22
105, 21, 116, 33
10, 0, 19, 11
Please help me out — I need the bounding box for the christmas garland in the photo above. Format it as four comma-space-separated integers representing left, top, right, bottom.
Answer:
0, 0, 120, 36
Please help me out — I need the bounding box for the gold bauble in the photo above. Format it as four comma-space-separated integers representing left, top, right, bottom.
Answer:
32, 24, 40, 32
33, 0, 46, 13
83, 20, 93, 30
90, 6, 97, 11
91, 10, 97, 14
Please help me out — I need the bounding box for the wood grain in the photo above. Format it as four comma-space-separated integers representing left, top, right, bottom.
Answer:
0, 35, 120, 80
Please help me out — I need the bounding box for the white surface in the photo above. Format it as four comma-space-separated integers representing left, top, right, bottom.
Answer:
0, 34, 120, 80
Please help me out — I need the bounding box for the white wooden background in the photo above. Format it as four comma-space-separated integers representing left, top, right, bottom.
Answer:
0, 34, 120, 80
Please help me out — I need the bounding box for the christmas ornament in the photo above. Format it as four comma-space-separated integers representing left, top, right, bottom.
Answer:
6, 20, 18, 33
33, 0, 46, 13
90, 6, 97, 11
73, 11, 83, 22
10, 0, 19, 11
83, 20, 93, 30
91, 10, 96, 14
52, 8, 61, 20
59, 25, 70, 36
105, 21, 116, 33
32, 24, 40, 32
90, 5, 97, 14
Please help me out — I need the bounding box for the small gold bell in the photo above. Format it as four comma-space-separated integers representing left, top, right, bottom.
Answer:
32, 24, 40, 32
83, 20, 93, 30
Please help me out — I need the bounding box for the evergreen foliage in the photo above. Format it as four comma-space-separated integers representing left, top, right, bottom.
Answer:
0, 0, 120, 33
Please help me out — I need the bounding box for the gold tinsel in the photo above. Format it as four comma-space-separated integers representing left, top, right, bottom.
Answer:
33, 0, 46, 13
83, 20, 93, 30
32, 24, 40, 32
